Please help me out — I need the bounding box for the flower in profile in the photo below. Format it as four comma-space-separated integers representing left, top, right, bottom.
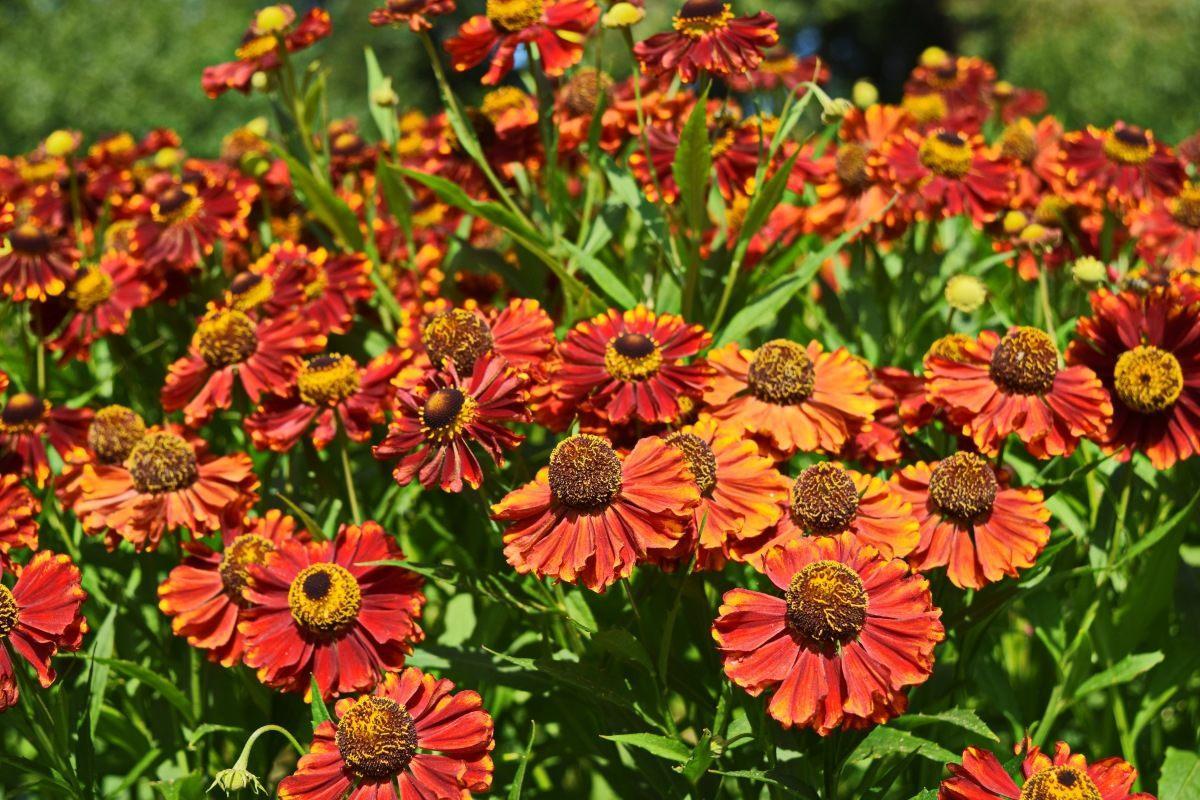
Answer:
704, 339, 876, 457
1057, 122, 1184, 208
0, 391, 92, 487
940, 739, 1152, 800
0, 475, 39, 569
202, 5, 333, 98
278, 667, 493, 800
241, 521, 425, 699
713, 533, 943, 734
1128, 181, 1200, 271
878, 128, 1012, 225
374, 353, 527, 493
1066, 285, 1200, 469
926, 326, 1111, 459
555, 306, 711, 426
890, 452, 1050, 590
660, 416, 790, 569
0, 551, 88, 712
634, 1, 779, 84
370, 0, 456, 31
420, 300, 556, 374
48, 252, 153, 363
0, 222, 78, 302
735, 462, 920, 568
158, 511, 300, 667
444, 0, 600, 85
248, 243, 374, 336
493, 434, 699, 592
246, 352, 400, 452
161, 308, 325, 427
76, 428, 260, 552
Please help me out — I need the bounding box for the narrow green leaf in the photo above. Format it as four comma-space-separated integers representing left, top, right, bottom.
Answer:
86, 606, 117, 739
558, 239, 638, 308
507, 722, 536, 800
847, 726, 957, 765
1071, 651, 1164, 699
84, 657, 196, 725
601, 733, 690, 763
1159, 747, 1200, 800
892, 708, 999, 742
311, 676, 332, 728
273, 145, 365, 250
673, 95, 713, 233
364, 47, 398, 145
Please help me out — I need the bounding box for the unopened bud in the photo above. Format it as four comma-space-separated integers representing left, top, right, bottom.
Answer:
153, 147, 183, 170
255, 5, 290, 33
1071, 256, 1106, 284
603, 2, 645, 28
251, 71, 270, 91
851, 80, 878, 108
820, 98, 854, 125
945, 274, 987, 313
44, 130, 78, 158
920, 46, 950, 69
372, 78, 399, 109
210, 767, 265, 795
1002, 210, 1028, 235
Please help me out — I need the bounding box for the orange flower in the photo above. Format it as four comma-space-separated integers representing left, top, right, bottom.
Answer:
0, 551, 88, 712
240, 521, 425, 699
704, 339, 876, 457
713, 533, 943, 734
444, 0, 599, 85
492, 434, 699, 592
158, 511, 301, 667
635, 1, 779, 84
48, 251, 153, 363
75, 427, 259, 552
1057, 122, 1184, 209
890, 453, 1051, 590
940, 739, 1152, 800
734, 462, 920, 567
0, 221, 78, 302
278, 668, 493, 800
926, 326, 1111, 459
202, 5, 333, 98
0, 475, 39, 569
369, 0, 457, 32
0, 391, 92, 487
420, 299, 556, 375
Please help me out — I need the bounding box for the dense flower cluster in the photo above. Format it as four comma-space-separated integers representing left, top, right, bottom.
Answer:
0, 2, 1190, 797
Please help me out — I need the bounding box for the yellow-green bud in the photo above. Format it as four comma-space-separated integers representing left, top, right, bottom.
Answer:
44, 130, 77, 158
372, 78, 399, 109
602, 2, 645, 28
820, 98, 854, 125
945, 274, 987, 313
920, 46, 950, 68
851, 80, 878, 109
251, 71, 270, 91
210, 767, 265, 795
255, 5, 290, 33
153, 147, 183, 170
1072, 256, 1107, 284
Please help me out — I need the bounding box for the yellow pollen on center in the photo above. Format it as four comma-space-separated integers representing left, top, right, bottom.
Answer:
790, 463, 860, 533
88, 405, 146, 464
125, 432, 200, 495
486, 0, 543, 31
665, 432, 718, 496
219, 534, 275, 604
152, 186, 203, 225
422, 309, 494, 372
0, 585, 19, 637
298, 354, 361, 407
747, 340, 815, 405
194, 309, 258, 368
919, 130, 973, 178
70, 265, 115, 312
549, 434, 622, 510
989, 326, 1060, 395
1019, 766, 1102, 800
422, 387, 479, 444
1000, 119, 1037, 163
1113, 345, 1183, 414
1103, 126, 1152, 165
929, 452, 997, 523
288, 563, 362, 636
784, 560, 868, 647
604, 333, 663, 382
673, 1, 734, 37
1169, 184, 1200, 229
335, 696, 419, 779
835, 143, 871, 192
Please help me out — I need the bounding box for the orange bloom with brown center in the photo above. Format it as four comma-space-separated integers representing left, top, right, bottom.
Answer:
704, 339, 876, 457
940, 738, 1152, 800
0, 390, 92, 487
926, 326, 1112, 459
635, 1, 779, 84
713, 533, 943, 735
492, 434, 700, 592
1056, 122, 1184, 209
734, 462, 920, 567
890, 452, 1051, 590
420, 299, 556, 375
158, 511, 301, 667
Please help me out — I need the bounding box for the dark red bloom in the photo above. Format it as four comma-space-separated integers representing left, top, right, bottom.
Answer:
0, 222, 78, 302
444, 0, 599, 85
202, 6, 333, 98
635, 2, 779, 84
0, 391, 91, 487
48, 252, 153, 363
0, 475, 39, 569
940, 739, 1151, 800
369, 0, 457, 32
1056, 122, 1184, 208
878, 128, 1012, 225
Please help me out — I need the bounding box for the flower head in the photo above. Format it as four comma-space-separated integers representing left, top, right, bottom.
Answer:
940, 738, 1152, 800
444, 0, 599, 85
634, 2, 780, 84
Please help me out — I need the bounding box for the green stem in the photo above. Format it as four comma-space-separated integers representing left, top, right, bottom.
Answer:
339, 438, 362, 524
1038, 265, 1057, 339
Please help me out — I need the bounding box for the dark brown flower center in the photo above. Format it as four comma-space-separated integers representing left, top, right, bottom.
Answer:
126, 432, 200, 494
1169, 184, 1200, 229
665, 432, 717, 496
422, 309, 494, 372
989, 326, 1059, 395
790, 463, 859, 533
1019, 766, 1101, 800
785, 560, 868, 647
219, 533, 275, 605
195, 310, 258, 368
1, 393, 47, 427
0, 585, 18, 637
835, 143, 871, 192
679, 0, 726, 19
1103, 125, 1151, 165
336, 696, 419, 780
563, 69, 612, 116
674, 0, 733, 35
549, 434, 622, 510
70, 265, 115, 312
88, 404, 147, 464
288, 563, 361, 636
929, 452, 997, 523
9, 224, 51, 255
747, 340, 815, 405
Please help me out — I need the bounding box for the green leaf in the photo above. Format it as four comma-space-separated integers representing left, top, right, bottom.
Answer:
559, 239, 638, 308
186, 723, 243, 749
151, 772, 207, 800
1160, 748, 1200, 800
601, 733, 690, 763
847, 726, 956, 765
892, 708, 999, 742
364, 47, 398, 145
392, 166, 540, 244
673, 95, 713, 233
86, 606, 117, 739
733, 147, 801, 258
1116, 490, 1200, 565
85, 657, 196, 725
310, 675, 332, 728
273, 145, 365, 251
507, 722, 536, 800
1071, 651, 1164, 699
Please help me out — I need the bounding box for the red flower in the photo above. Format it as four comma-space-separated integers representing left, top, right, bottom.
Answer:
1128, 181, 1200, 271
713, 533, 943, 734
246, 352, 400, 452
75, 428, 259, 552
374, 353, 527, 493
161, 307, 325, 427
369, 0, 457, 32
241, 521, 426, 699
1056, 122, 1184, 208
0, 551, 88, 712
157, 511, 300, 667
631, 114, 766, 203
1066, 285, 1200, 469
555, 306, 711, 426
444, 0, 599, 85
635, 1, 779, 84
704, 339, 877, 457
48, 251, 152, 362
278, 667, 493, 800
0, 391, 92, 487
0, 475, 39, 569
724, 48, 828, 94
890, 453, 1051, 590
0, 222, 78, 302
420, 299, 556, 374
926, 327, 1112, 459
940, 739, 1151, 800
248, 242, 374, 336
202, 6, 333, 98
878, 128, 1012, 225
492, 434, 700, 592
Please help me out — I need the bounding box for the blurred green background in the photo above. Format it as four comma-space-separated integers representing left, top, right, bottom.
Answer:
2, 0, 1199, 155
